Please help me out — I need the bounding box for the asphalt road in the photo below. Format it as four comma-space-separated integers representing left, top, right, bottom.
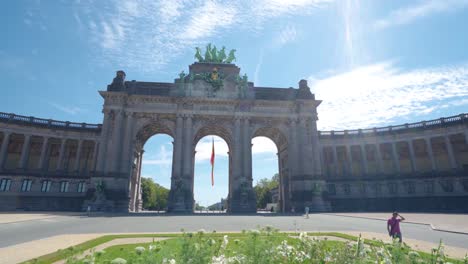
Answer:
0, 213, 467, 249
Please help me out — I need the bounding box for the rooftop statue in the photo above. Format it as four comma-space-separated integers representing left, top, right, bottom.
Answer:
195, 44, 236, 64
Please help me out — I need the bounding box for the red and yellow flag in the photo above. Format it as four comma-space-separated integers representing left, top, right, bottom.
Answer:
210, 137, 215, 186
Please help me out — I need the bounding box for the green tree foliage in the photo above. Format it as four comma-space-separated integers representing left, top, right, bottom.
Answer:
254, 173, 279, 209
141, 178, 169, 211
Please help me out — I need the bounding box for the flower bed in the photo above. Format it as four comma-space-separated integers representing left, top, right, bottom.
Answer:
61, 227, 466, 264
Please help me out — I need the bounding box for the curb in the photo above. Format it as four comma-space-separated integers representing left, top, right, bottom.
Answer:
325, 214, 468, 235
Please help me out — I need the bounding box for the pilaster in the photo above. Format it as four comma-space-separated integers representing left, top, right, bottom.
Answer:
0, 132, 11, 169
375, 143, 384, 173
407, 140, 417, 172
38, 137, 49, 170
425, 137, 437, 171
345, 145, 352, 176
332, 145, 339, 176
391, 142, 400, 174
19, 134, 32, 169
74, 140, 83, 172
445, 136, 457, 169
360, 144, 369, 174
56, 138, 66, 171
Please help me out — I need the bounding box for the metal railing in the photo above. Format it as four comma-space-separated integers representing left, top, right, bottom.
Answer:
319, 113, 468, 137
0, 112, 102, 132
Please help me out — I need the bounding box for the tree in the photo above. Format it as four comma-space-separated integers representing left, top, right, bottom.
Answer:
254, 173, 279, 209
141, 178, 169, 211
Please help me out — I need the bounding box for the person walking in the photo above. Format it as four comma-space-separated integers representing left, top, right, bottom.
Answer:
387, 211, 405, 242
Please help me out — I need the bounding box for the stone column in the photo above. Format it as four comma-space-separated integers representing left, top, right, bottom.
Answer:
332, 145, 339, 176
360, 144, 369, 174
391, 142, 400, 174
288, 119, 299, 177
233, 117, 241, 178
374, 143, 384, 174
74, 140, 83, 172
298, 118, 307, 173
120, 112, 136, 173
110, 110, 125, 172
444, 136, 457, 169
91, 141, 99, 172
96, 109, 113, 172
407, 140, 417, 172
19, 134, 32, 169
173, 115, 184, 177
425, 137, 437, 170
37, 137, 49, 170
183, 115, 193, 177
56, 138, 66, 171
345, 145, 352, 176
135, 150, 144, 212
243, 118, 252, 181
0, 132, 11, 169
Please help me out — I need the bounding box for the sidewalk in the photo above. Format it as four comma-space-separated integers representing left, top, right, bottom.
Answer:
327, 213, 468, 234
0, 212, 82, 224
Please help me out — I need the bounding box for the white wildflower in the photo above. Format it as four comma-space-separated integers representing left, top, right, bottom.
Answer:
408, 251, 420, 259
299, 232, 308, 241
135, 246, 145, 255
110, 258, 127, 264
221, 235, 229, 250
162, 258, 176, 264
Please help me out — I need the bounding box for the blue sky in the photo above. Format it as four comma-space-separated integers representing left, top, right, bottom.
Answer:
2, 0, 468, 206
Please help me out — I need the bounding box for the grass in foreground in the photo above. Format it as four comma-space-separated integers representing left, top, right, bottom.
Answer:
25, 227, 467, 264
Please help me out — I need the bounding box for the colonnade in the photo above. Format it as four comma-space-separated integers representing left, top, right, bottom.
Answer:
0, 131, 99, 174
322, 132, 468, 178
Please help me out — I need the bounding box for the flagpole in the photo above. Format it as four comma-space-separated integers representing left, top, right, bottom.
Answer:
210, 137, 215, 186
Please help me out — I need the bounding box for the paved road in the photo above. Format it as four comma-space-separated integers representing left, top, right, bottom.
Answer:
0, 213, 467, 249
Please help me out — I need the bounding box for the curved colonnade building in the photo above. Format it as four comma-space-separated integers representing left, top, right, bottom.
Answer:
1, 64, 467, 212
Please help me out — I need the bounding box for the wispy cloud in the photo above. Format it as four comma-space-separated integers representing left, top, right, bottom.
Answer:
374, 0, 468, 30
310, 62, 468, 130
73, 0, 333, 72
143, 144, 172, 166
274, 25, 298, 48
49, 102, 83, 115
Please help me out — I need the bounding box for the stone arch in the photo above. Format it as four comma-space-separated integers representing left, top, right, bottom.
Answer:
134, 120, 175, 151
191, 122, 234, 212
251, 125, 290, 212
193, 124, 233, 151
130, 120, 175, 212
252, 126, 288, 152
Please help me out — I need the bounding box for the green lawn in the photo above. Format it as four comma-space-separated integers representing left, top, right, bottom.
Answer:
25, 230, 466, 264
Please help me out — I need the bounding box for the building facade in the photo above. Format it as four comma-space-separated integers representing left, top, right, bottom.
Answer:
1, 60, 467, 212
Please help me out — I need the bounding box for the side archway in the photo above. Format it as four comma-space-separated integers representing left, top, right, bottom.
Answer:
130, 120, 175, 212
252, 126, 290, 212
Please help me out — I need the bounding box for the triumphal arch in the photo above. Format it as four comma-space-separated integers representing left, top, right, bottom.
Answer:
1, 46, 467, 213
95, 47, 327, 213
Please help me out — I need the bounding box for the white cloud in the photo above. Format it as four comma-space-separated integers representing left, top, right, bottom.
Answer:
74, 0, 333, 72
143, 144, 172, 165
194, 136, 277, 163
310, 62, 468, 130
274, 25, 298, 47
178, 1, 237, 40
374, 0, 468, 30
49, 102, 83, 115
195, 137, 229, 163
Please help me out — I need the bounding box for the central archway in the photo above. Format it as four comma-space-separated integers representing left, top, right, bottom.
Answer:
192, 125, 233, 212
